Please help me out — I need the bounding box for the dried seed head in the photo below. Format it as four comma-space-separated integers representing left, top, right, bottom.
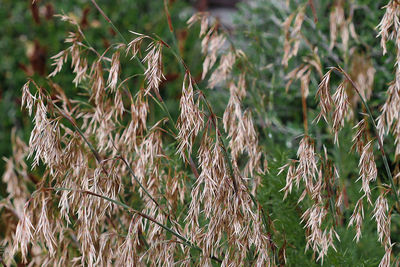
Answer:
329, 0, 354, 52
349, 53, 375, 107
90, 60, 105, 105
208, 51, 235, 89
28, 98, 63, 172
379, 243, 393, 267
348, 197, 364, 242
351, 119, 367, 154
126, 31, 148, 59
357, 140, 377, 203
176, 73, 203, 158
377, 0, 400, 55
187, 12, 210, 37
376, 1, 400, 159
282, 7, 305, 67
332, 80, 349, 144
223, 82, 263, 184
70, 43, 88, 86
279, 160, 297, 199
21, 81, 35, 116
13, 204, 34, 262
48, 50, 68, 78
297, 136, 318, 190
143, 41, 165, 95
372, 195, 390, 244
315, 70, 333, 123
301, 204, 338, 264
36, 195, 56, 256
376, 82, 400, 156
201, 32, 226, 80
107, 50, 120, 92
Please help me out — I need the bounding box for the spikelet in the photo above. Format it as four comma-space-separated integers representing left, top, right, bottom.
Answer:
13, 204, 34, 262
176, 72, 203, 158
315, 70, 333, 123
348, 197, 364, 242
376, 0, 400, 55
35, 194, 56, 256
90, 60, 105, 105
372, 194, 390, 244
282, 6, 306, 67
208, 51, 235, 89
223, 81, 263, 186
28, 97, 63, 174
379, 243, 393, 267
143, 41, 165, 95
278, 160, 297, 199
329, 0, 357, 52
70, 42, 88, 86
21, 81, 35, 116
357, 140, 377, 203
296, 136, 318, 190
352, 119, 378, 204
301, 204, 339, 264
348, 53, 375, 108
107, 50, 120, 92
48, 50, 68, 77
127, 31, 148, 58
187, 12, 209, 37
332, 80, 349, 144
201, 31, 226, 80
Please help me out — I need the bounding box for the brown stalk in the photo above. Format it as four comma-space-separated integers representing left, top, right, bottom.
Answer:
163, 0, 174, 33
301, 84, 309, 135
308, 0, 318, 23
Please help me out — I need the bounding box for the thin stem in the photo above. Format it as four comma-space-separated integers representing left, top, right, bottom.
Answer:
90, 0, 146, 72
90, 0, 127, 44
117, 156, 160, 207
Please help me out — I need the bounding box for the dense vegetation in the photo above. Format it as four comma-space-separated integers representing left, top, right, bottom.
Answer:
1, 0, 400, 266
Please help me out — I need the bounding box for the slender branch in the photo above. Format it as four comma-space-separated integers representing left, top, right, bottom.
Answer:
90, 0, 146, 72
90, 0, 126, 44
117, 156, 160, 207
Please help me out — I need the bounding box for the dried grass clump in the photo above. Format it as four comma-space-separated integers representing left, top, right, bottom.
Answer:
3, 0, 400, 266
3, 4, 271, 266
